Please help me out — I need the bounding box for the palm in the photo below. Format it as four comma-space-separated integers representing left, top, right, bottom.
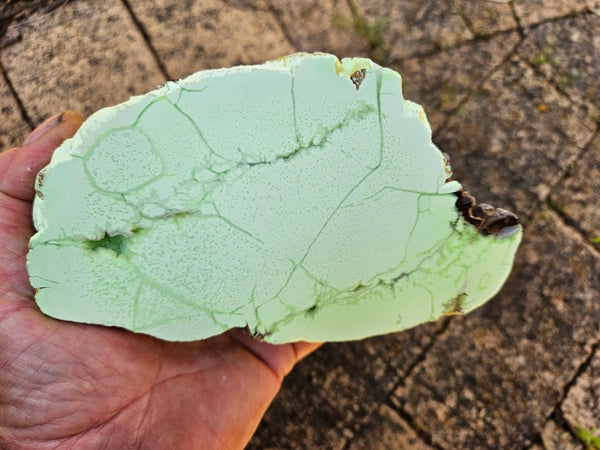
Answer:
0, 113, 318, 449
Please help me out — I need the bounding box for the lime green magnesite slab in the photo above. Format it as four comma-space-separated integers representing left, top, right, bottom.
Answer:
27, 53, 521, 343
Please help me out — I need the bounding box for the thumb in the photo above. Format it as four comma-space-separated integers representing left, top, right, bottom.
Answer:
0, 111, 83, 202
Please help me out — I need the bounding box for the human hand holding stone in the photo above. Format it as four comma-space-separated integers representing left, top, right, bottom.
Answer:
0, 112, 319, 449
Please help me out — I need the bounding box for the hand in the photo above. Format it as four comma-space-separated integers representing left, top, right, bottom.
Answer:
0, 112, 320, 449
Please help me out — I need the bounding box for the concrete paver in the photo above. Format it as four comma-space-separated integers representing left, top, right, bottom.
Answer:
249, 345, 357, 449
250, 322, 442, 448
514, 0, 598, 27
551, 134, 600, 245
434, 55, 596, 221
393, 210, 600, 448
396, 32, 520, 131
561, 348, 600, 440
266, 0, 369, 57
517, 13, 600, 120
353, 0, 473, 61
127, 0, 294, 80
0, 74, 30, 149
346, 404, 433, 450
538, 419, 585, 450
452, 0, 518, 35
0, 0, 165, 126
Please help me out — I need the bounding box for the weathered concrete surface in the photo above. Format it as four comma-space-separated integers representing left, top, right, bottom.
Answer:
393, 210, 600, 448
1, 0, 599, 448
551, 134, 600, 246
435, 55, 596, 222
346, 404, 434, 450
537, 419, 585, 450
249, 322, 442, 448
561, 349, 600, 439
127, 0, 294, 80
518, 13, 600, 121
353, 0, 473, 61
517, 13, 600, 247
0, 74, 30, 150
0, 0, 165, 126
396, 32, 520, 131
266, 0, 369, 57
452, 0, 517, 35
514, 0, 598, 27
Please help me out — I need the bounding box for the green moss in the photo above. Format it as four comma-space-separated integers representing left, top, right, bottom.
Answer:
439, 83, 457, 108
546, 197, 564, 215
589, 107, 600, 125
531, 44, 557, 67
345, 0, 390, 65
556, 72, 581, 91
576, 426, 600, 450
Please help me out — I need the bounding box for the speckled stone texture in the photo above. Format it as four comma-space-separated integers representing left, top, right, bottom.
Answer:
266, 0, 369, 57
514, 0, 597, 27
561, 350, 600, 436
550, 134, 600, 245
538, 420, 585, 450
0, 0, 165, 126
346, 405, 434, 450
396, 32, 520, 131
434, 56, 596, 221
1, 0, 599, 447
353, 0, 473, 61
0, 74, 30, 150
126, 0, 294, 79
452, 0, 517, 35
518, 13, 600, 120
249, 322, 443, 448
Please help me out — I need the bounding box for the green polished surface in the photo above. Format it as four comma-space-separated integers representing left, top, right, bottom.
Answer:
27, 53, 521, 343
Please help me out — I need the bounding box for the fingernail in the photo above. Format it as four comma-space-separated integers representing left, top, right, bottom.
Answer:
23, 113, 64, 146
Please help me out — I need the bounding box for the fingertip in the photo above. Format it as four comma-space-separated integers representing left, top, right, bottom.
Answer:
22, 111, 84, 147
292, 341, 322, 362
34, 111, 84, 148
59, 110, 85, 131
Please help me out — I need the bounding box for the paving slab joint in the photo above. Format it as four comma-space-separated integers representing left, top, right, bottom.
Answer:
518, 9, 594, 33
518, 52, 598, 115
384, 399, 447, 450
545, 129, 600, 254
0, 60, 33, 130
524, 129, 599, 236
264, 2, 299, 52
337, 319, 453, 449
345, 0, 390, 65
532, 341, 600, 449
391, 317, 452, 394
391, 27, 522, 67
546, 196, 600, 256
525, 409, 579, 449
120, 0, 171, 81
508, 0, 526, 38
447, 0, 480, 39
432, 34, 525, 139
